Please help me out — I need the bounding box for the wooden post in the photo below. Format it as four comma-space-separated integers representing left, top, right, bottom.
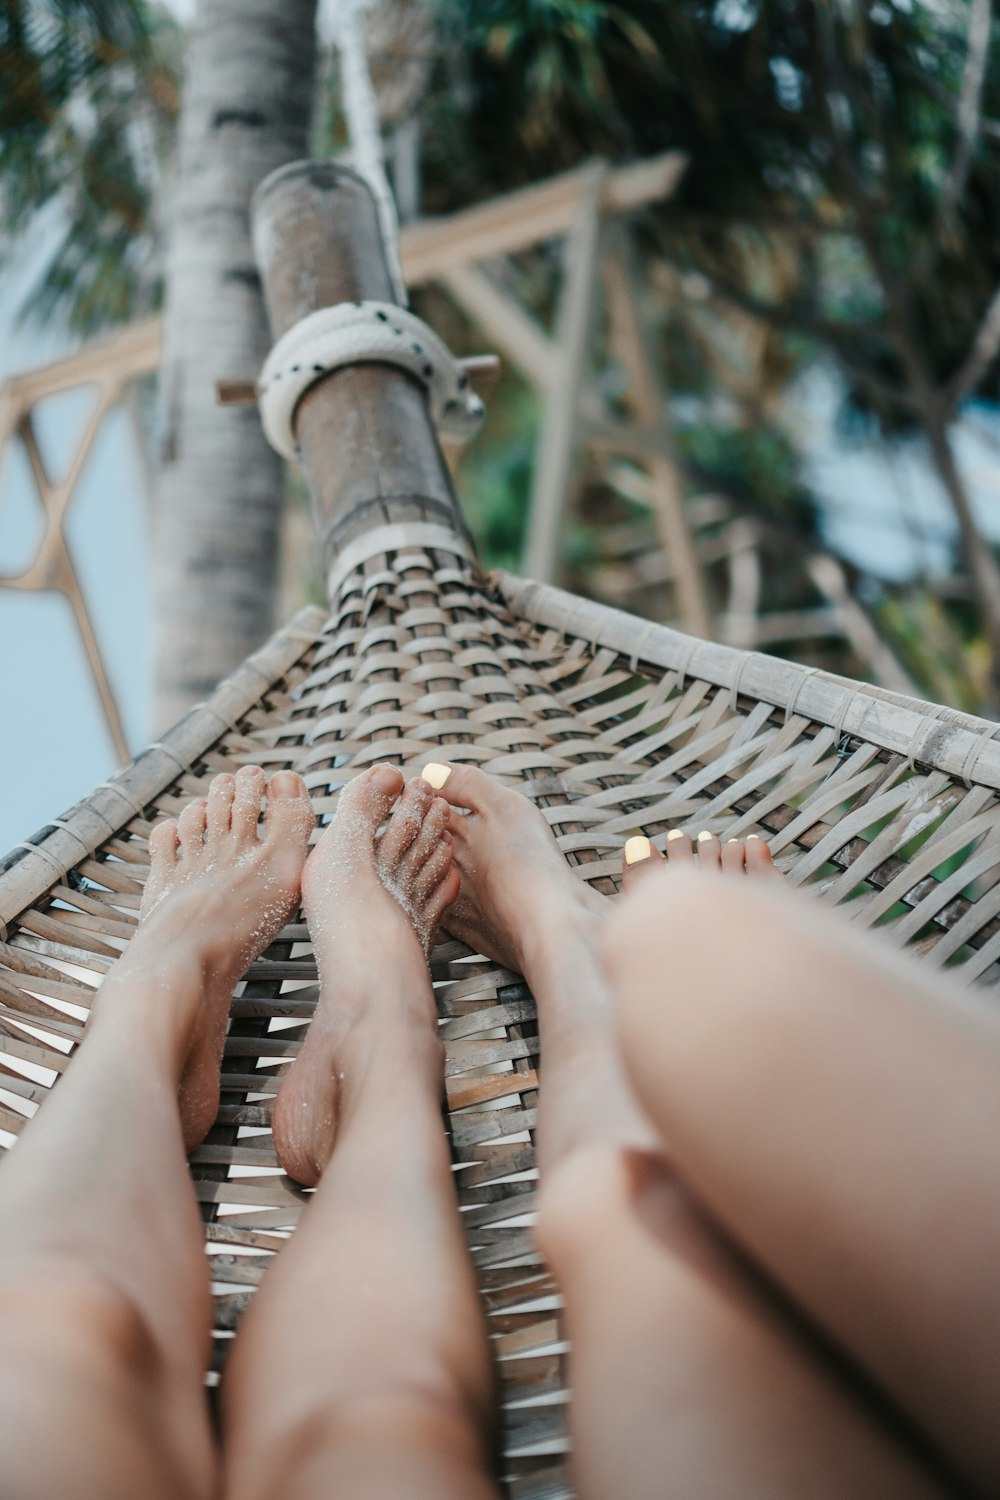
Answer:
523, 163, 606, 584
602, 229, 712, 638
252, 160, 475, 600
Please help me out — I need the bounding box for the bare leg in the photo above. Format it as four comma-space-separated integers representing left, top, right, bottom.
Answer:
0, 765, 314, 1500
222, 767, 501, 1500
432, 763, 952, 1500
607, 858, 1000, 1494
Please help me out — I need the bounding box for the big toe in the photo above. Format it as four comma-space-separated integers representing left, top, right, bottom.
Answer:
621, 834, 665, 893
420, 760, 490, 814
335, 764, 405, 842
263, 770, 315, 852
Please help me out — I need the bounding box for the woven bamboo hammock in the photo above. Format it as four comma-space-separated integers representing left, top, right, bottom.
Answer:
3, 161, 1000, 1500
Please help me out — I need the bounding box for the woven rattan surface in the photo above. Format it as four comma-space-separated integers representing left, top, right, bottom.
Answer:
2, 546, 1000, 1499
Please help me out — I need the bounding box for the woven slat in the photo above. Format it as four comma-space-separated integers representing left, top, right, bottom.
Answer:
3, 550, 1000, 1499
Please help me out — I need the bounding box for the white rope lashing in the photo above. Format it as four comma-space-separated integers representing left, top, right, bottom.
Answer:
259, 302, 485, 460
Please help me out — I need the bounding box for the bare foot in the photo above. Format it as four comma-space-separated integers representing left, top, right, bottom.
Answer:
93, 766, 315, 1150
420, 762, 655, 1168
272, 766, 460, 1187
622, 828, 780, 891
419, 762, 605, 976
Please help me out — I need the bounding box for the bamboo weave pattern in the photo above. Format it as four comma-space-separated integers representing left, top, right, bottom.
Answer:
2, 548, 999, 1500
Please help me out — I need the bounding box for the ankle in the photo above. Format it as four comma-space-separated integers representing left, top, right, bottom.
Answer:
90, 957, 204, 1077
335, 1014, 444, 1118
521, 905, 605, 1015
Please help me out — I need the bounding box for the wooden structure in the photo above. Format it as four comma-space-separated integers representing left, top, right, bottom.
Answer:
3, 161, 1000, 1500
0, 154, 691, 764
0, 146, 921, 771
0, 318, 161, 762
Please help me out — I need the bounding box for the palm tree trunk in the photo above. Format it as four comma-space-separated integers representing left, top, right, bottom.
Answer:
152, 0, 317, 730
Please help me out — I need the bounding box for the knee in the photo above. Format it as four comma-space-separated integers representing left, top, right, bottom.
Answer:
240, 1386, 492, 1500
536, 1145, 674, 1277
606, 871, 806, 1071
0, 1260, 161, 1379
605, 866, 763, 988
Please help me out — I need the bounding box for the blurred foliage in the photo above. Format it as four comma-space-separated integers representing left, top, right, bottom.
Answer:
6, 0, 1000, 706
411, 0, 1000, 704
458, 379, 539, 572
0, 0, 179, 329
420, 1, 1000, 419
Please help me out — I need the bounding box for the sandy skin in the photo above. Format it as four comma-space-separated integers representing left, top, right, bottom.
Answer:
271, 765, 460, 1187
97, 763, 316, 1150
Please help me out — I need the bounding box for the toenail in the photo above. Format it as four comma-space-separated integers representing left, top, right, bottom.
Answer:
624, 835, 651, 865
421, 762, 451, 789
696, 831, 714, 843
371, 764, 403, 793
727, 838, 740, 844
746, 834, 760, 840
269, 771, 302, 799
667, 830, 686, 842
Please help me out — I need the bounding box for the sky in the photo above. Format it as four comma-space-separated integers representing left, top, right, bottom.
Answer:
0, 224, 150, 856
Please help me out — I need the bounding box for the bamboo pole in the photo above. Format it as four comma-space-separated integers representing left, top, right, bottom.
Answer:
496, 570, 1000, 790
251, 160, 476, 599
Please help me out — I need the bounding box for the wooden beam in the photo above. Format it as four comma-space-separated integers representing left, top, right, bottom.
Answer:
3, 410, 131, 763
602, 232, 712, 638
581, 416, 675, 465
523, 165, 605, 584
440, 264, 559, 392
0, 153, 686, 418
0, 318, 160, 414
401, 151, 686, 285
719, 518, 761, 647
805, 554, 918, 694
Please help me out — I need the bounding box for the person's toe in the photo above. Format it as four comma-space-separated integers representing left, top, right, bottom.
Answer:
377, 775, 431, 866
695, 830, 722, 870
413, 834, 453, 904
394, 796, 449, 883
263, 771, 315, 851
721, 837, 747, 875
149, 818, 179, 871
745, 834, 778, 877
231, 765, 266, 843
178, 799, 207, 858
337, 763, 405, 842
621, 834, 665, 892
426, 862, 461, 932
205, 773, 235, 847
421, 760, 488, 815
665, 829, 694, 865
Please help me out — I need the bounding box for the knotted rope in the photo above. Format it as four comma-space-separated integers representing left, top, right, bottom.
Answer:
259, 302, 485, 461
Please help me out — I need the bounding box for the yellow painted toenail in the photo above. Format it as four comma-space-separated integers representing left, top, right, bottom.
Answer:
421, 762, 451, 789
666, 829, 686, 842
696, 830, 714, 843
624, 835, 651, 865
